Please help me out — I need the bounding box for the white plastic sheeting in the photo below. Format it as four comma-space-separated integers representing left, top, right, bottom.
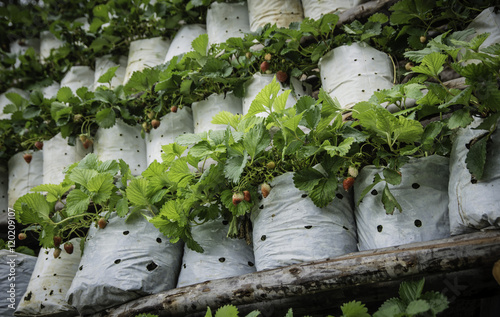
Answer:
164, 24, 207, 63
206, 2, 250, 46
192, 92, 243, 134
354, 155, 451, 251
176, 217, 256, 287
0, 166, 8, 225
242, 72, 310, 117
146, 107, 193, 166
448, 118, 500, 235
66, 212, 183, 315
247, 0, 304, 32
251, 172, 358, 271
43, 133, 91, 185
15, 238, 82, 317
39, 81, 60, 99
94, 55, 128, 90
301, 0, 366, 20
319, 42, 394, 109
123, 37, 170, 84
60, 66, 95, 94
0, 251, 37, 317
8, 151, 43, 208
94, 120, 147, 176
467, 7, 500, 50
39, 31, 64, 62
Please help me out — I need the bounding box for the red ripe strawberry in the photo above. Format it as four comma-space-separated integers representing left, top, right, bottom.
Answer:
260, 61, 270, 73
98, 217, 107, 229
53, 248, 61, 258
23, 153, 32, 164
343, 177, 355, 192
276, 70, 288, 83
83, 139, 93, 149
151, 119, 161, 129
232, 192, 244, 206
53, 236, 62, 248
243, 190, 251, 202
170, 105, 178, 113
18, 233, 27, 240
35, 141, 43, 150
261, 183, 271, 198
64, 242, 74, 255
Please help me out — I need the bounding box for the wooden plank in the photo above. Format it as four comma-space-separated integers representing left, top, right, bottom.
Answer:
337, 0, 400, 25
91, 231, 500, 317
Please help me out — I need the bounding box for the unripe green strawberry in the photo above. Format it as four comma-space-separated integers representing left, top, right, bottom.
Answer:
266, 161, 276, 169
264, 53, 272, 61
405, 62, 414, 71
73, 114, 83, 122
232, 192, 244, 206
348, 166, 359, 178
420, 35, 427, 43
147, 111, 155, 120
64, 242, 74, 254
245, 52, 252, 59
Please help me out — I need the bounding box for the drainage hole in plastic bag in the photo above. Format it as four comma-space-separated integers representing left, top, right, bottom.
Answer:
304, 225, 312, 229
123, 231, 129, 235
183, 264, 187, 269
114, 259, 121, 264
343, 226, 349, 231
377, 225, 383, 232
261, 235, 266, 241
219, 257, 226, 263
147, 261, 158, 271
301, 194, 308, 198
248, 261, 254, 267
414, 219, 422, 227
222, 220, 229, 225
259, 205, 264, 209
79, 265, 83, 271
371, 189, 378, 195
156, 238, 162, 243
412, 183, 420, 189
336, 193, 343, 199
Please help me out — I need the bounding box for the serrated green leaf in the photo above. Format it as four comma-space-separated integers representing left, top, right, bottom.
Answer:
161, 143, 188, 164
420, 291, 449, 313
192, 33, 208, 57
215, 305, 239, 317
447, 109, 473, 129
31, 184, 72, 203
293, 168, 325, 192
324, 137, 355, 157
465, 134, 488, 179
399, 278, 425, 304
175, 133, 203, 146
116, 197, 129, 217
382, 184, 402, 214
373, 298, 405, 317
309, 176, 337, 208
57, 87, 73, 102
97, 65, 119, 84
211, 111, 241, 130
87, 173, 114, 204
411, 52, 447, 78
126, 178, 150, 206
340, 300, 370, 317
168, 159, 194, 187
273, 89, 290, 112
382, 168, 402, 186
243, 124, 270, 160
405, 300, 431, 315
224, 151, 248, 183
13, 193, 51, 225
96, 108, 116, 128
69, 168, 99, 187
248, 77, 280, 116
65, 189, 91, 216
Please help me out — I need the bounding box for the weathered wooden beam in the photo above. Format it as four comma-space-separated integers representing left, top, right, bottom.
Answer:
90, 231, 500, 317
337, 0, 400, 26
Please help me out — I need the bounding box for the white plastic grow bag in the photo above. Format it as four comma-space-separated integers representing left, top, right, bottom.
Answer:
448, 118, 500, 235
354, 155, 450, 251
206, 2, 251, 46
94, 55, 128, 90
251, 172, 358, 271
0, 250, 37, 317
242, 72, 310, 117
146, 107, 193, 166
164, 24, 207, 63
301, 0, 366, 20
8, 151, 43, 209
247, 0, 304, 32
467, 7, 500, 50
15, 238, 82, 317
9, 38, 40, 68
94, 120, 147, 176
43, 133, 90, 185
39, 31, 64, 63
0, 88, 29, 120
319, 42, 394, 109
39, 81, 60, 99
176, 217, 256, 287
60, 66, 95, 94
0, 166, 8, 225
66, 212, 183, 315
192, 92, 243, 134
123, 37, 170, 84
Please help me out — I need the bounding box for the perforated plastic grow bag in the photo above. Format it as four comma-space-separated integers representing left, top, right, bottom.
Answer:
15, 238, 82, 317
123, 37, 170, 84
0, 166, 8, 225
94, 55, 128, 90
164, 24, 207, 63
206, 2, 250, 46
60, 66, 95, 94
448, 118, 500, 235
66, 212, 183, 315
191, 92, 243, 134
146, 107, 193, 166
251, 172, 358, 271
8, 151, 43, 208
319, 42, 393, 109
301, 0, 366, 20
94, 120, 147, 176
247, 0, 304, 32
43, 133, 90, 185
354, 155, 450, 251
176, 217, 256, 287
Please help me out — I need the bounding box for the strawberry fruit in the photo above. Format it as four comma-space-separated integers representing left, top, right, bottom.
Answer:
170, 105, 178, 113
264, 53, 272, 61
53, 248, 61, 258
348, 166, 359, 178
266, 161, 276, 169
343, 177, 355, 192
35, 141, 43, 150
18, 233, 27, 240
243, 190, 251, 202
64, 242, 74, 255
53, 236, 62, 248
83, 139, 93, 149
23, 153, 32, 164
276, 70, 288, 83
261, 183, 271, 198
260, 61, 270, 73
151, 119, 161, 129
232, 192, 244, 206
98, 217, 107, 229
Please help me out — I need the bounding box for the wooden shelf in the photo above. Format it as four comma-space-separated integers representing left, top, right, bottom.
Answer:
90, 230, 500, 317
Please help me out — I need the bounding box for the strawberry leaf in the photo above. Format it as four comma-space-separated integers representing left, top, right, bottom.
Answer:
410, 52, 447, 78
405, 300, 431, 315
192, 33, 208, 57
56, 87, 74, 102
399, 278, 425, 303
13, 193, 51, 225
211, 111, 242, 130
96, 108, 117, 128
69, 168, 99, 188
215, 305, 239, 317
168, 159, 194, 187
161, 143, 188, 165
340, 300, 370, 317
382, 168, 402, 186
66, 189, 91, 216
126, 178, 150, 207
31, 184, 72, 203
324, 137, 355, 157
465, 134, 488, 180
293, 168, 325, 192
116, 197, 129, 217
243, 124, 270, 160
381, 184, 402, 214
224, 151, 248, 183
97, 65, 119, 84
309, 175, 338, 208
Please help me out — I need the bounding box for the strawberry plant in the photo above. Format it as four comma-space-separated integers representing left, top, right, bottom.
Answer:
13, 153, 132, 251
